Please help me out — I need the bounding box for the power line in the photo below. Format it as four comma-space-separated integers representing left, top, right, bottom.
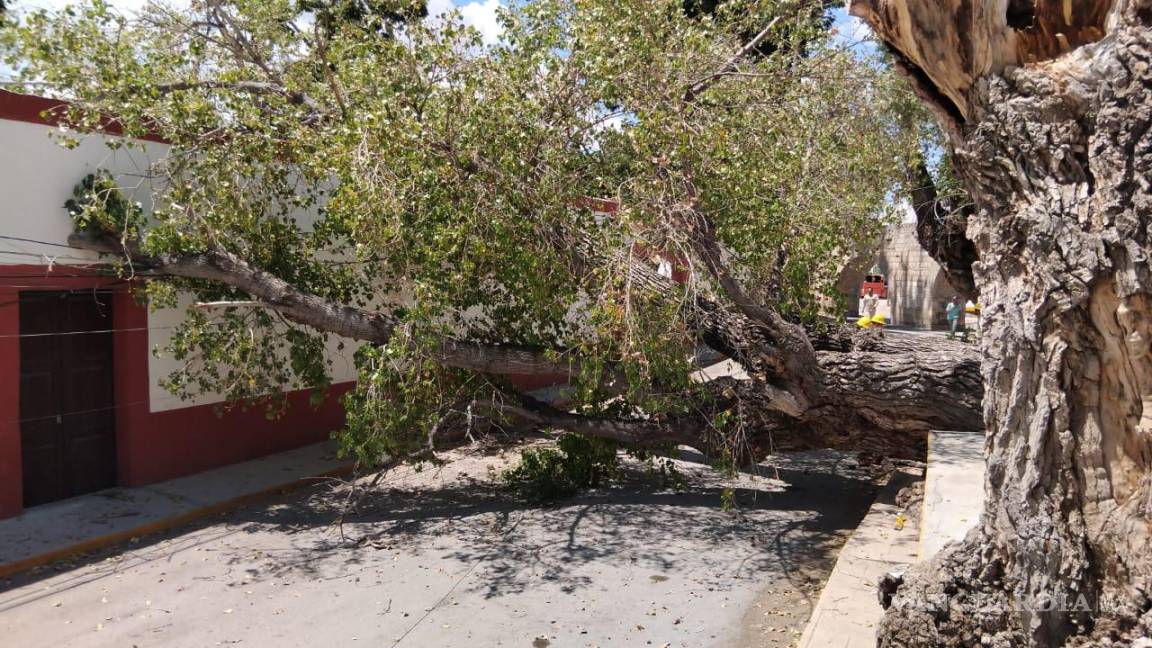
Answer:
0, 273, 129, 279
0, 249, 99, 262
3, 386, 342, 427
0, 319, 335, 339
8, 399, 153, 426
0, 244, 375, 267
0, 279, 133, 289
0, 232, 380, 267
0, 325, 174, 339
0, 234, 80, 250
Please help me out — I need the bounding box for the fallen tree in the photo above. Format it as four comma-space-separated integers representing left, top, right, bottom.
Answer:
68, 224, 982, 460
4, 3, 980, 464
850, 0, 1152, 644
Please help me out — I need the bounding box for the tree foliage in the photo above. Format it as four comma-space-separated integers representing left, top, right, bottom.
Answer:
1, 0, 925, 467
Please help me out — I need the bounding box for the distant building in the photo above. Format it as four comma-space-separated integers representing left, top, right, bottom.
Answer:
836, 223, 954, 329
576, 197, 692, 285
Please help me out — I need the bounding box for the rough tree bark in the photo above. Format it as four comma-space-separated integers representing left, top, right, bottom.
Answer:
851, 0, 1152, 644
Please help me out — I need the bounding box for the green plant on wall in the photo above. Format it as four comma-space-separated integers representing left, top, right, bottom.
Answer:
65, 171, 144, 239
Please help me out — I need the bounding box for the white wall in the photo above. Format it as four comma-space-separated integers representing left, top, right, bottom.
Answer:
0, 117, 360, 413
0, 119, 164, 264
146, 299, 361, 412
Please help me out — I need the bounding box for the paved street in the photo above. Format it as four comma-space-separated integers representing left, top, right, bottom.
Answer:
0, 447, 878, 648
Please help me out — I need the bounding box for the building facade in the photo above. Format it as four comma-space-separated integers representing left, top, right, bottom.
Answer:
0, 91, 358, 519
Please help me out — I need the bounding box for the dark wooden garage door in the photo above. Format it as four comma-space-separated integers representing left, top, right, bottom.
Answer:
20, 290, 117, 507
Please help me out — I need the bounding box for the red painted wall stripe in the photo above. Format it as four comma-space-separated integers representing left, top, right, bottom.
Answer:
0, 284, 22, 519
0, 90, 168, 143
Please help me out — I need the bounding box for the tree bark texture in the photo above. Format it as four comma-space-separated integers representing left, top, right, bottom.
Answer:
851, 0, 1152, 644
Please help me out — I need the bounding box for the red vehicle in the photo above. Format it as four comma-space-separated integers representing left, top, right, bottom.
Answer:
860, 268, 888, 299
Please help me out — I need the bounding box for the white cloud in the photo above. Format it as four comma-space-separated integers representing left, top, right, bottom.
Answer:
426, 0, 504, 46
425, 0, 454, 16
457, 0, 502, 45
847, 15, 874, 42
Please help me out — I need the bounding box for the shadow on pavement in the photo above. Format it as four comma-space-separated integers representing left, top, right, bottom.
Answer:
0, 449, 878, 609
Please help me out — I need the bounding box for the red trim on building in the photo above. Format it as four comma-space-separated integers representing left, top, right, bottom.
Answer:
0, 89, 168, 143
0, 90, 66, 128
0, 265, 348, 519
630, 242, 691, 284
0, 284, 21, 519
576, 197, 692, 284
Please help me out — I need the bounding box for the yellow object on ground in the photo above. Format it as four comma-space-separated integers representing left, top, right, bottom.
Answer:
856, 316, 872, 328
870, 314, 886, 326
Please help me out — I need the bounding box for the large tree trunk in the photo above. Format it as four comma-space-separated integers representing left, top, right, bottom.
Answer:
852, 1, 1152, 644
687, 334, 983, 461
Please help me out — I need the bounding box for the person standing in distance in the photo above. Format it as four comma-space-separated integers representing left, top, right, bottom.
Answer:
862, 287, 879, 321
946, 296, 964, 339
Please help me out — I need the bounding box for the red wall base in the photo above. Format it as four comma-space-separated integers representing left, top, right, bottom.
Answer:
115, 384, 352, 488
108, 289, 352, 488
0, 267, 352, 519
0, 265, 571, 520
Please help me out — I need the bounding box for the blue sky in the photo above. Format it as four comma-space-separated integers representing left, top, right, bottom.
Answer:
830, 7, 878, 56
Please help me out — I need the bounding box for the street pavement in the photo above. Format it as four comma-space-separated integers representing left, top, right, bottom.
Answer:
0, 447, 879, 648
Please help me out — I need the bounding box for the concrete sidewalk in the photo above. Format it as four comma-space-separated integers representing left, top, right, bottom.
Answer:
796, 468, 922, 648
797, 430, 987, 647
921, 430, 986, 559
0, 442, 352, 577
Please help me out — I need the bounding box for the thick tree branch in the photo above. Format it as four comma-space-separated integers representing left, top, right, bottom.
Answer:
684, 15, 783, 102
814, 343, 982, 433
430, 138, 815, 418
70, 229, 984, 457
906, 161, 978, 297
492, 393, 703, 447
564, 221, 814, 416
71, 231, 395, 340
67, 232, 599, 379
153, 80, 324, 114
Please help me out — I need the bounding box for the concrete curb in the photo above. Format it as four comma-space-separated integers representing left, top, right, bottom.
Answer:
919, 430, 985, 560
0, 463, 354, 580
796, 467, 922, 648
918, 431, 932, 560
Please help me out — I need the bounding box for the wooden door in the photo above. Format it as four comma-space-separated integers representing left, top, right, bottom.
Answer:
19, 290, 117, 507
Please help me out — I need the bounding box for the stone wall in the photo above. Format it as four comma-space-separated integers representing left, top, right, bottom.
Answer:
837, 224, 954, 329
